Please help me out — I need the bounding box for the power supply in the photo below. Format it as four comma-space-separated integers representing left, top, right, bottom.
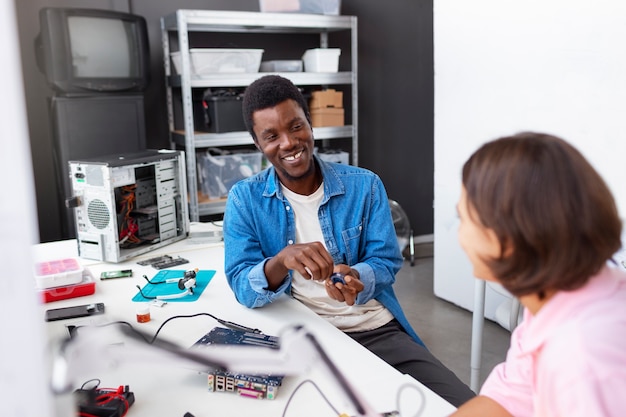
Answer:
67, 150, 189, 262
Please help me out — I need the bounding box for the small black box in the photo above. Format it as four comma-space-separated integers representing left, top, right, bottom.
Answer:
199, 93, 246, 133
74, 387, 135, 417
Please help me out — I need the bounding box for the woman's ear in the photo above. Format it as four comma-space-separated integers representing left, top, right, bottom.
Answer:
500, 237, 514, 258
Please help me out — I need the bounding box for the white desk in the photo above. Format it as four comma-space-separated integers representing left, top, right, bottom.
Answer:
35, 234, 456, 417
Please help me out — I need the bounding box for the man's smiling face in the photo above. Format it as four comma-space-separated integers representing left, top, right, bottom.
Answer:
252, 99, 317, 194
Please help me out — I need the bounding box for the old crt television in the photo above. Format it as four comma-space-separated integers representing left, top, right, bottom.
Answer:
68, 150, 189, 263
36, 7, 150, 94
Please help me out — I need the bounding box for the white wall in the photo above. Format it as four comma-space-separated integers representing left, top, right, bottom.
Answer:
434, 0, 626, 318
0, 1, 54, 415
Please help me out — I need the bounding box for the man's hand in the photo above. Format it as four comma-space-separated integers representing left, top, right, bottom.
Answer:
325, 265, 363, 306
265, 242, 334, 289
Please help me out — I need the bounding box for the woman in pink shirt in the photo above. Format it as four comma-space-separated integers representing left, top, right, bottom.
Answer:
452, 132, 626, 417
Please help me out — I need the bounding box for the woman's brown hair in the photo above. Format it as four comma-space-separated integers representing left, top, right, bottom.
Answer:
462, 132, 622, 298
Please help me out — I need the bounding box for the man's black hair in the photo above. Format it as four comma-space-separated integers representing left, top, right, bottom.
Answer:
242, 75, 311, 142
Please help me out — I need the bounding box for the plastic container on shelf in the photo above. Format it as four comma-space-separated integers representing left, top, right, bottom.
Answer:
171, 49, 264, 76
302, 48, 341, 72
316, 148, 349, 164
34, 258, 84, 289
259, 0, 341, 15
198, 150, 264, 200
260, 60, 303, 72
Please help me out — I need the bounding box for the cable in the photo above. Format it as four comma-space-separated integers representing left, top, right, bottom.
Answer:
135, 285, 157, 299
76, 380, 132, 417
142, 268, 198, 285
281, 379, 341, 417
94, 389, 130, 416
80, 379, 102, 390
395, 382, 427, 417
68, 321, 152, 344
67, 314, 260, 346
148, 313, 262, 344
190, 220, 223, 228
143, 274, 165, 284
280, 378, 428, 417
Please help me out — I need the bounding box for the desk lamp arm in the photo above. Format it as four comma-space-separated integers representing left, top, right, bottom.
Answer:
51, 323, 382, 417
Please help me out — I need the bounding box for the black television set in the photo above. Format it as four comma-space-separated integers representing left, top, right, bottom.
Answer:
36, 7, 150, 95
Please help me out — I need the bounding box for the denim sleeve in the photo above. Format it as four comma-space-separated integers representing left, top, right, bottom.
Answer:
351, 176, 403, 306
223, 185, 290, 308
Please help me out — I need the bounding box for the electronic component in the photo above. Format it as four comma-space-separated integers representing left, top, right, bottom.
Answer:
152, 256, 189, 269
330, 272, 346, 284
192, 327, 284, 399
208, 372, 282, 400
68, 150, 189, 263
136, 254, 189, 269
100, 269, 133, 279
74, 385, 135, 417
137, 254, 173, 266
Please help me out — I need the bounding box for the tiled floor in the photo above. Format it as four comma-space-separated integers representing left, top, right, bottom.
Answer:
393, 244, 511, 391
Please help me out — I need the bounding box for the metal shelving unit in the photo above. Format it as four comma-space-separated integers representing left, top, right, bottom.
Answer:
161, 10, 358, 221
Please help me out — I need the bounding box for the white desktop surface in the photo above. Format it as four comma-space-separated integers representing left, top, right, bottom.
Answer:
34, 231, 456, 417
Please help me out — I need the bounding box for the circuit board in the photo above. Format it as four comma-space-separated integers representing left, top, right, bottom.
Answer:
137, 254, 189, 269
192, 327, 283, 399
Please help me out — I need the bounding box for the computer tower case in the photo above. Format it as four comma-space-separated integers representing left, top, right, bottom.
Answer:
67, 150, 189, 262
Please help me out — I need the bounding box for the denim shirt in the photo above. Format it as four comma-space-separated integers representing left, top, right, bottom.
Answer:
223, 156, 424, 346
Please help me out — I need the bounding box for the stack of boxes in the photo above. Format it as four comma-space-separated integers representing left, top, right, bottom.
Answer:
309, 88, 344, 127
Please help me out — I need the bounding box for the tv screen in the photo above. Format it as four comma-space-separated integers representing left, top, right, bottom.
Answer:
36, 8, 150, 95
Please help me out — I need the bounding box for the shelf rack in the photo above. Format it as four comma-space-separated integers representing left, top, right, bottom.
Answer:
161, 10, 358, 221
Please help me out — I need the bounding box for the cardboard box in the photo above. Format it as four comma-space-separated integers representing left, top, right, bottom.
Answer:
311, 108, 344, 127
310, 89, 343, 109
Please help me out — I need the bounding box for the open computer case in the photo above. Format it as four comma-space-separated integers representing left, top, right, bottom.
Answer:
67, 150, 189, 262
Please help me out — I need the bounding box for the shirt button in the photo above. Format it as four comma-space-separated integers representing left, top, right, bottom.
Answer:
288, 240, 294, 245
286, 206, 291, 211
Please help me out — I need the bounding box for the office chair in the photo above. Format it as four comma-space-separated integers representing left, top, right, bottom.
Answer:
389, 199, 415, 266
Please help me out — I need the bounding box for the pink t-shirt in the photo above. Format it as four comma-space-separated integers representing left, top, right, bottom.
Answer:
480, 266, 626, 417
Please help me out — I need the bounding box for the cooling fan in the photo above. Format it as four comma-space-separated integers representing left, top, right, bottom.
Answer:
388, 199, 415, 266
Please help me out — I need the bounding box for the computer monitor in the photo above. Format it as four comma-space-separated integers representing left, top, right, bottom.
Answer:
35, 7, 150, 95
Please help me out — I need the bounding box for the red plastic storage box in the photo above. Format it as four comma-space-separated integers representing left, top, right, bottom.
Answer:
38, 268, 96, 303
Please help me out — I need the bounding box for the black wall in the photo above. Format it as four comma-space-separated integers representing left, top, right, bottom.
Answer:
15, 0, 434, 242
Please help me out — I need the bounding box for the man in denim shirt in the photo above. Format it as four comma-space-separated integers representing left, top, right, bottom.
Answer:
223, 75, 474, 406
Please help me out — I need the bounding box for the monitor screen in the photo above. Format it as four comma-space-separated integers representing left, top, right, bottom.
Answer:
36, 8, 150, 95
68, 16, 136, 78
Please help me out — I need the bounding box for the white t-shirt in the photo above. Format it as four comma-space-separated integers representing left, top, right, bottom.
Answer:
281, 183, 393, 332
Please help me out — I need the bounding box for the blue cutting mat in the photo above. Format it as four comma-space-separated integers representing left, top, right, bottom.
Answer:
132, 270, 216, 302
